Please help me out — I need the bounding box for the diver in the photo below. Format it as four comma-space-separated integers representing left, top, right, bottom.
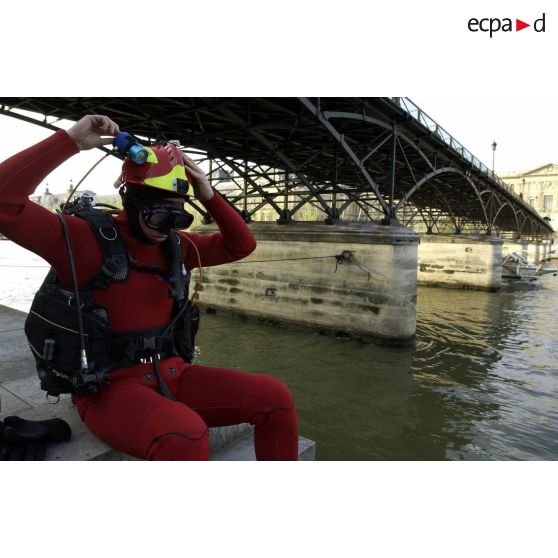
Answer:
0, 114, 299, 460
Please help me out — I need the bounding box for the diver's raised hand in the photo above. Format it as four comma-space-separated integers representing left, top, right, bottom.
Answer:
67, 115, 120, 151
181, 152, 215, 201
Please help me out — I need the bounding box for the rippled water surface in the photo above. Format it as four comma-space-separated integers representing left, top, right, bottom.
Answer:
1, 240, 557, 460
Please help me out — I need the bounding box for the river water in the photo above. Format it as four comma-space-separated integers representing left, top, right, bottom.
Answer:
1, 240, 557, 460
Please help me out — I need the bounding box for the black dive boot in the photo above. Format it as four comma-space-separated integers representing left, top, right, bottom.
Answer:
0, 416, 71, 460
3, 416, 71, 444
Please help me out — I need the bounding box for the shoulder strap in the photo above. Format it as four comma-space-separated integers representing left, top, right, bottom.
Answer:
76, 209, 130, 290
166, 231, 189, 304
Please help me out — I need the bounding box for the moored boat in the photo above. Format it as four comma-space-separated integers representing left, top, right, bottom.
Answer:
502, 252, 558, 282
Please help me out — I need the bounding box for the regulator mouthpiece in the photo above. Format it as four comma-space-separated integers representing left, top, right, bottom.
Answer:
114, 131, 148, 164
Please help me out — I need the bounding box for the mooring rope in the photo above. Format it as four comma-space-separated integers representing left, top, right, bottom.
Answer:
235, 255, 338, 264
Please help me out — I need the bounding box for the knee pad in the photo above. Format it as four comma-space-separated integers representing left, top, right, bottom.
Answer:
146, 430, 209, 461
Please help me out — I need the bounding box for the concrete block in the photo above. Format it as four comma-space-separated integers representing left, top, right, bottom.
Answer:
209, 423, 253, 453
211, 434, 316, 461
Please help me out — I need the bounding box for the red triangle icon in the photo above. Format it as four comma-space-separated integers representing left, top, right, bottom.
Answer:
516, 19, 530, 31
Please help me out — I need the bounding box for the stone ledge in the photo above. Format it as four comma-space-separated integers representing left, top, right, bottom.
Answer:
5, 398, 313, 461
419, 233, 504, 245
194, 221, 420, 245
212, 433, 316, 461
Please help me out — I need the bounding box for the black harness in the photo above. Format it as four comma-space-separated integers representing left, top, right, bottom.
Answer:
24, 208, 200, 399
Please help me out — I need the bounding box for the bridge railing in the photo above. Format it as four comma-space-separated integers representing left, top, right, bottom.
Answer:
391, 97, 522, 198
391, 98, 556, 232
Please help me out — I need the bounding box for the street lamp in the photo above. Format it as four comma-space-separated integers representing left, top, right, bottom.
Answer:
492, 141, 497, 173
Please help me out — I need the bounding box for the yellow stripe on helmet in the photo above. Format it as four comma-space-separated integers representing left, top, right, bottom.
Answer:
144, 163, 194, 196
144, 147, 159, 164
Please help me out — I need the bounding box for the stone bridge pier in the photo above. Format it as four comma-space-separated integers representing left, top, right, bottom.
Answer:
192, 222, 419, 345
418, 235, 554, 290
417, 234, 504, 291
190, 224, 552, 343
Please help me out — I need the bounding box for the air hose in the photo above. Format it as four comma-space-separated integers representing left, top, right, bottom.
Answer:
55, 210, 88, 374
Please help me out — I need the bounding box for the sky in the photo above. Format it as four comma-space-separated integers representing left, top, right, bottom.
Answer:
412, 95, 557, 175
0, 113, 123, 197
1, 95, 556, 197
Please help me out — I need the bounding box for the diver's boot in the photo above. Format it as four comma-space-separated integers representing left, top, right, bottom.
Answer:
0, 419, 45, 460
2, 416, 71, 444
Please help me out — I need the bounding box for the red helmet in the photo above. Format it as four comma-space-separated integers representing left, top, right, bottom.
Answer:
118, 142, 193, 197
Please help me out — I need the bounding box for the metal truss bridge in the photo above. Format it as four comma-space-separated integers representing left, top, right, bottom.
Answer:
1, 97, 552, 240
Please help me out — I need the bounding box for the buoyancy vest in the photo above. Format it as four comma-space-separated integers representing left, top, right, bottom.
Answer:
24, 208, 200, 398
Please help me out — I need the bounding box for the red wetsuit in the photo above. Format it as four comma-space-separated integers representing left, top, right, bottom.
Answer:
0, 130, 298, 460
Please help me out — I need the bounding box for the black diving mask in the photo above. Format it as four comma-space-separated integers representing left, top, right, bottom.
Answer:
142, 203, 194, 233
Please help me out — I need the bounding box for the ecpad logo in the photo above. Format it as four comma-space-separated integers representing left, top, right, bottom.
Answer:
468, 13, 546, 37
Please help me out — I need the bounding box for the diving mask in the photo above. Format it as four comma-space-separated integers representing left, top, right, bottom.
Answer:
141, 202, 194, 233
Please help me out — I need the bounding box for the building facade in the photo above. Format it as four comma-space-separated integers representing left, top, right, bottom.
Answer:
500, 164, 558, 235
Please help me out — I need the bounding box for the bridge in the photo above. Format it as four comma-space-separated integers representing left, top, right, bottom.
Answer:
0, 97, 553, 240
1, 97, 554, 343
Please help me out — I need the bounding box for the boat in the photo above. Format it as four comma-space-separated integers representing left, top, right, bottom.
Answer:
502, 251, 558, 282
